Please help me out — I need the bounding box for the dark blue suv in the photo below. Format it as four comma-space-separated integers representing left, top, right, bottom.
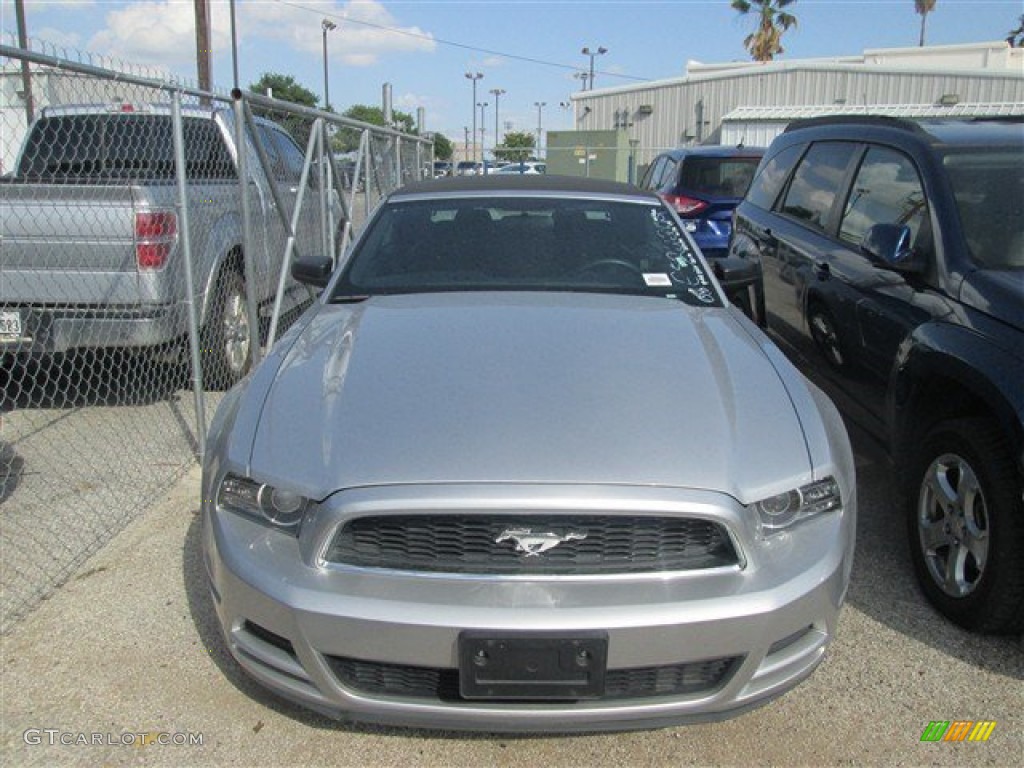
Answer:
730, 116, 1024, 634
638, 145, 764, 259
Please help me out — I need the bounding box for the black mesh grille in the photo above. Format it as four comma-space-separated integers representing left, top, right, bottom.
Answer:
326, 655, 741, 701
324, 514, 738, 574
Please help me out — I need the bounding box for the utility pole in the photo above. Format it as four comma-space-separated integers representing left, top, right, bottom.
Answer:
534, 102, 546, 160
464, 72, 483, 166
194, 0, 212, 95
489, 88, 505, 159
14, 0, 34, 126
321, 19, 337, 110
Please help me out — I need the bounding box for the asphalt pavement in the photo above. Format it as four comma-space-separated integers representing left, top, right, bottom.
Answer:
2, 425, 1022, 767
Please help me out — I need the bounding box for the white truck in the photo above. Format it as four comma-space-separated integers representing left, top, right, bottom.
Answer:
0, 103, 339, 388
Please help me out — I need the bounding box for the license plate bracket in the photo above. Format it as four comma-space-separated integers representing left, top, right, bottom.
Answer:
458, 631, 608, 700
0, 310, 22, 340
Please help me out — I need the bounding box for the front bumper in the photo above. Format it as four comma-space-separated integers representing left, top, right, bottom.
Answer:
202, 483, 854, 732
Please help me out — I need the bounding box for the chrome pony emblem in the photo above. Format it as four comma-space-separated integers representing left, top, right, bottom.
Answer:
495, 527, 588, 557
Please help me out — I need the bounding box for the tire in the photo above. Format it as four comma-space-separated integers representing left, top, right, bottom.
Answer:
201, 269, 252, 391
807, 303, 847, 371
906, 417, 1024, 634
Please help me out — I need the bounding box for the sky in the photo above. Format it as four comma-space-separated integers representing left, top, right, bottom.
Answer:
3, 1, 1022, 143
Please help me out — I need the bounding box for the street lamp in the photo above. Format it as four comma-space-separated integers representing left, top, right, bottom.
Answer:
321, 19, 337, 110
534, 101, 546, 160
489, 88, 505, 159
477, 101, 489, 169
464, 72, 483, 165
573, 71, 590, 91
581, 46, 607, 91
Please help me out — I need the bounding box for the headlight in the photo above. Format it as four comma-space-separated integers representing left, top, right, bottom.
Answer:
217, 474, 309, 533
753, 477, 841, 536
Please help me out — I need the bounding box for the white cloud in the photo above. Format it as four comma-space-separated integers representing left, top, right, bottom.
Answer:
85, 1, 435, 73
33, 27, 83, 53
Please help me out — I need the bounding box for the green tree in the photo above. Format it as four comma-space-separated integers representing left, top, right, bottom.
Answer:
332, 105, 417, 153
247, 72, 319, 147
431, 132, 454, 161
731, 0, 798, 62
1006, 13, 1023, 47
915, 0, 936, 47
248, 73, 318, 108
495, 131, 536, 162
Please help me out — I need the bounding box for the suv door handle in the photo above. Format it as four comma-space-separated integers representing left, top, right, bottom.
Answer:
815, 261, 831, 281
760, 228, 778, 248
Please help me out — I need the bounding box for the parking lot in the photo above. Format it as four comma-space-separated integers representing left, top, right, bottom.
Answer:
1, 394, 1021, 766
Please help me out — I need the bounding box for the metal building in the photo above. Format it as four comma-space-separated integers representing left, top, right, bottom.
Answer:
567, 40, 1024, 171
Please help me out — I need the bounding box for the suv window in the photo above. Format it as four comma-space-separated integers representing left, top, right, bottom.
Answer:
779, 142, 859, 231
656, 157, 678, 188
678, 156, 760, 197
641, 157, 666, 189
839, 146, 930, 253
746, 144, 803, 210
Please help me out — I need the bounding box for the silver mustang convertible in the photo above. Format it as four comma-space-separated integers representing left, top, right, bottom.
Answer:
202, 176, 856, 732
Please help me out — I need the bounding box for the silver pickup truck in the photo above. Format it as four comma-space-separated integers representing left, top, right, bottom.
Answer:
0, 103, 338, 388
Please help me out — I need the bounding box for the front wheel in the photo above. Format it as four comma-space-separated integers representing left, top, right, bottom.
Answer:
201, 269, 252, 390
907, 417, 1024, 633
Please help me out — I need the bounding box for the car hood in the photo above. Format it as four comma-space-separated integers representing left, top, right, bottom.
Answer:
248, 293, 811, 502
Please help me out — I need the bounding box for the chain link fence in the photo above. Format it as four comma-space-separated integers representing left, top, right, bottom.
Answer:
0, 40, 430, 633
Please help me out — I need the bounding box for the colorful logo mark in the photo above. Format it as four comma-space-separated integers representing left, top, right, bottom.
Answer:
920, 721, 996, 742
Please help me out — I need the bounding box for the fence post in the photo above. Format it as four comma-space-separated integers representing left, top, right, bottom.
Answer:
233, 93, 262, 372
171, 92, 207, 458
267, 118, 321, 348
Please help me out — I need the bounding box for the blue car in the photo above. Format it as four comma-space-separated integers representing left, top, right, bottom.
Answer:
639, 146, 764, 259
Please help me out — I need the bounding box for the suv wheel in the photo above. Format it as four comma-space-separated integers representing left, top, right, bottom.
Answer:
201, 269, 252, 391
807, 304, 846, 370
907, 417, 1024, 633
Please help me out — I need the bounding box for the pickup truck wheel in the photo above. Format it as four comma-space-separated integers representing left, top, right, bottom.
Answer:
907, 418, 1024, 633
202, 270, 252, 390
807, 304, 847, 370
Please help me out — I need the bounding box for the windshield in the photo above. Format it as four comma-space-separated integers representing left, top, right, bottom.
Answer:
332, 196, 722, 307
943, 149, 1024, 270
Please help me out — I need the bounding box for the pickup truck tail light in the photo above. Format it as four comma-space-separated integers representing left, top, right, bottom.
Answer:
662, 194, 709, 217
135, 210, 178, 269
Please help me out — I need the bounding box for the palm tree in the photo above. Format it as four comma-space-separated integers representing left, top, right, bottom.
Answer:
915, 0, 936, 47
731, 0, 799, 63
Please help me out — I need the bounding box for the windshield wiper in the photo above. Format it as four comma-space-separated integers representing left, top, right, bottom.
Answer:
329, 293, 371, 304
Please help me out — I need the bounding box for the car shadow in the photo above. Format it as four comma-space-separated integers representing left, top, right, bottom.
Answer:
842, 418, 1024, 678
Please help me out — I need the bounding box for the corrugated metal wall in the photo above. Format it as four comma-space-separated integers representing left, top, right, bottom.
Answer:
573, 65, 1024, 167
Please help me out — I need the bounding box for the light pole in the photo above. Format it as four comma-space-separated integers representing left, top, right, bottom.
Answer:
534, 101, 546, 160
477, 101, 489, 170
573, 71, 590, 92
489, 88, 505, 159
464, 72, 483, 165
321, 19, 337, 110
581, 46, 607, 91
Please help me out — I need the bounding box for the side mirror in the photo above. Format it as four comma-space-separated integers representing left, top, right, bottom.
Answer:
292, 256, 333, 288
860, 223, 924, 274
712, 255, 760, 289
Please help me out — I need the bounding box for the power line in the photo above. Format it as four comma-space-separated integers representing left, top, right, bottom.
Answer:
274, 0, 651, 84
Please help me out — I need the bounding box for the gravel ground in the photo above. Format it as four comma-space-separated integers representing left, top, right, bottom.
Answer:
2, 422, 1021, 767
